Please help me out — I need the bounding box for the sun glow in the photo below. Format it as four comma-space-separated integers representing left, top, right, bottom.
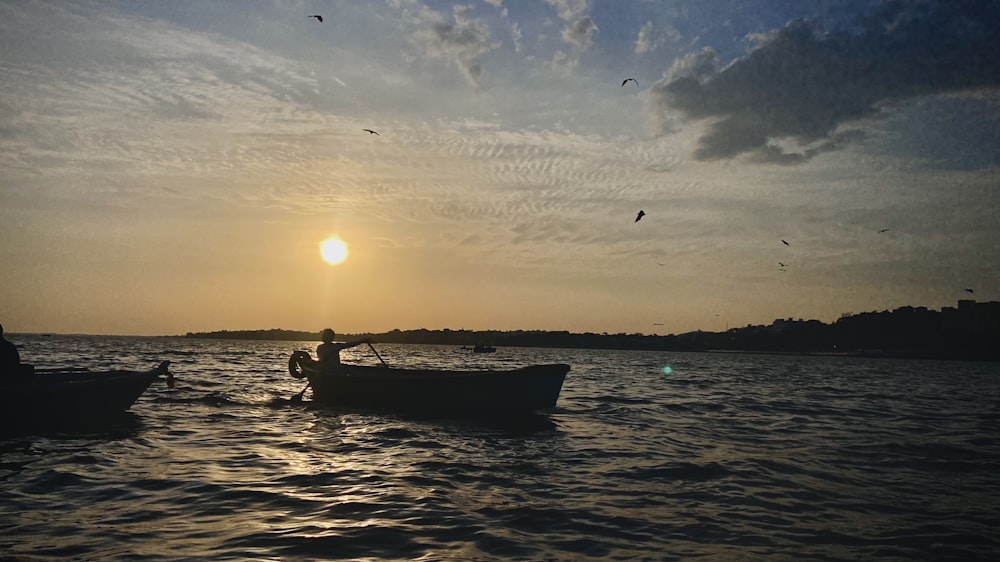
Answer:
320, 237, 349, 265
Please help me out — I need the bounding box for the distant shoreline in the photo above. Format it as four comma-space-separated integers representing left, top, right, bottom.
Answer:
176, 313, 999, 362
12, 299, 999, 362
9, 332, 997, 362
177, 299, 999, 361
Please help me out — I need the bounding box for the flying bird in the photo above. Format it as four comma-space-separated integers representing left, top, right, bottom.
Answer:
362, 129, 380, 136
964, 288, 974, 294
621, 78, 638, 87
781, 239, 789, 246
778, 262, 786, 268
635, 210, 645, 222
308, 15, 323, 22
879, 228, 890, 233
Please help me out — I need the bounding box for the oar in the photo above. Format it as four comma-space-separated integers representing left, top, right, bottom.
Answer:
290, 381, 310, 402
368, 342, 389, 367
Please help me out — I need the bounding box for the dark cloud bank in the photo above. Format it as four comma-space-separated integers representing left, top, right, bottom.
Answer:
650, 0, 1000, 164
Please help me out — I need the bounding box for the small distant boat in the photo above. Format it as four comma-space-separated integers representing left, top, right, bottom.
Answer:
461, 343, 497, 353
1, 361, 172, 427
289, 352, 568, 415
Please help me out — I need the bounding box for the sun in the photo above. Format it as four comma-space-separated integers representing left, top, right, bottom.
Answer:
320, 237, 349, 265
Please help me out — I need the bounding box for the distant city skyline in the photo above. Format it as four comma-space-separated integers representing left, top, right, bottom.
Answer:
2, 1, 998, 336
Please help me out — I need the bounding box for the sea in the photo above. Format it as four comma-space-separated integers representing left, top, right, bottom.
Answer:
2, 334, 999, 561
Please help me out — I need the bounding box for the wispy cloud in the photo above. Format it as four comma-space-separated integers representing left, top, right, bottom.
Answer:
546, 0, 597, 49
0, 3, 320, 165
635, 21, 680, 55
408, 4, 498, 90
560, 15, 598, 50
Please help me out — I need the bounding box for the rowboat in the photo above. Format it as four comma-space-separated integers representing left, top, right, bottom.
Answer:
1, 361, 172, 427
288, 351, 568, 415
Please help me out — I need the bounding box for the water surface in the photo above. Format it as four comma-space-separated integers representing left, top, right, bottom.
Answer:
2, 335, 999, 560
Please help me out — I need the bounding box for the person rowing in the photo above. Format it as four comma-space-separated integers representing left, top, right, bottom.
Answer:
317, 329, 371, 367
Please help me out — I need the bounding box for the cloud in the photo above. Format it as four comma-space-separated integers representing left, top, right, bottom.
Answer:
543, 50, 579, 78
635, 21, 680, 55
411, 5, 498, 89
0, 1, 360, 215
635, 21, 657, 55
643, 48, 718, 134
665, 47, 718, 83
561, 16, 598, 50
545, 0, 597, 51
544, 0, 588, 21
647, 0, 1000, 163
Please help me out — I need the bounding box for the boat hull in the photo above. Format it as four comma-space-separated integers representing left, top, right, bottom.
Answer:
295, 358, 569, 415
1, 361, 170, 427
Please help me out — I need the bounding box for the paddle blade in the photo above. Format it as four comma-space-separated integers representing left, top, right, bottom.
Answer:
291, 382, 310, 402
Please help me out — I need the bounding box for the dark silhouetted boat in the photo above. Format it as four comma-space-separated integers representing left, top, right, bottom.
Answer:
288, 351, 567, 415
1, 361, 171, 427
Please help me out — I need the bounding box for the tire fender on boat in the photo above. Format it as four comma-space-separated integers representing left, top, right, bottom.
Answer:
289, 351, 311, 379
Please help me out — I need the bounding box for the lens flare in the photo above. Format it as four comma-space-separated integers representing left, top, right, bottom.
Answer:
662, 365, 673, 375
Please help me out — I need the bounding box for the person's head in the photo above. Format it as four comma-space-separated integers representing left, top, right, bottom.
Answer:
321, 328, 335, 343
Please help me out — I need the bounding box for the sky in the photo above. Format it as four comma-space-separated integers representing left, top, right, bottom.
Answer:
2, 0, 998, 337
